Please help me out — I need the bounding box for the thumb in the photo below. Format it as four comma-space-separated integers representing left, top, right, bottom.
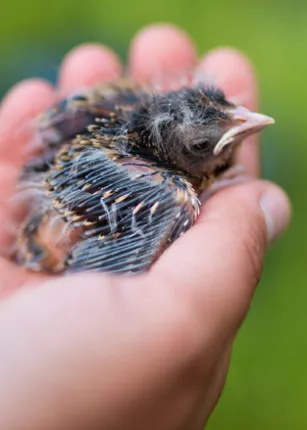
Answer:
154, 179, 291, 335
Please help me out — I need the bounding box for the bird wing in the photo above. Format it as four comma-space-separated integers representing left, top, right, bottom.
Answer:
47, 144, 199, 274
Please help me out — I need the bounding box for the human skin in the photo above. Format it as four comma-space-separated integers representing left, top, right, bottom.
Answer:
0, 24, 291, 430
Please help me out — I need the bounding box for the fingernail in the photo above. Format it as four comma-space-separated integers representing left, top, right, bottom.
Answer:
259, 189, 291, 244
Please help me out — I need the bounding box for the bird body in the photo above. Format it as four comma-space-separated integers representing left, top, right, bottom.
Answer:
15, 79, 274, 274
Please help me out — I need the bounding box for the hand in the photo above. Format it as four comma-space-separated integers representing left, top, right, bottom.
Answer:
0, 24, 291, 429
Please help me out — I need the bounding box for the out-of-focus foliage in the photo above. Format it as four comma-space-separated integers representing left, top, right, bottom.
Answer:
1, 0, 306, 428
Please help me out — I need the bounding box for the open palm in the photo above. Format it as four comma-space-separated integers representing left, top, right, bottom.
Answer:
0, 25, 290, 430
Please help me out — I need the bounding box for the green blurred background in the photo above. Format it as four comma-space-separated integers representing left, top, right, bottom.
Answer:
0, 0, 305, 428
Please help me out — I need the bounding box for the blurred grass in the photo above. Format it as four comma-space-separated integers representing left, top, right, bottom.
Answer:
1, 0, 306, 428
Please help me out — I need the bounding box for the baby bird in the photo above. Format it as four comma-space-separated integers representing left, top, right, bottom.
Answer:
15, 80, 274, 274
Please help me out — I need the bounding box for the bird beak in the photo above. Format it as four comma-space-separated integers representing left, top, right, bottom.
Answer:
214, 106, 275, 156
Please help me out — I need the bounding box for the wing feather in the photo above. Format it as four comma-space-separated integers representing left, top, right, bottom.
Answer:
46, 146, 198, 274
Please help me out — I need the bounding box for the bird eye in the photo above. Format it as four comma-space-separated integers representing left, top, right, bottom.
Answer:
192, 139, 212, 152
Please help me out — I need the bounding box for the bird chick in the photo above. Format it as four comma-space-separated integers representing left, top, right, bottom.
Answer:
14, 80, 274, 274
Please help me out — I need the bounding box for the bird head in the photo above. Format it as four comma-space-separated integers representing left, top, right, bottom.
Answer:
133, 85, 274, 179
